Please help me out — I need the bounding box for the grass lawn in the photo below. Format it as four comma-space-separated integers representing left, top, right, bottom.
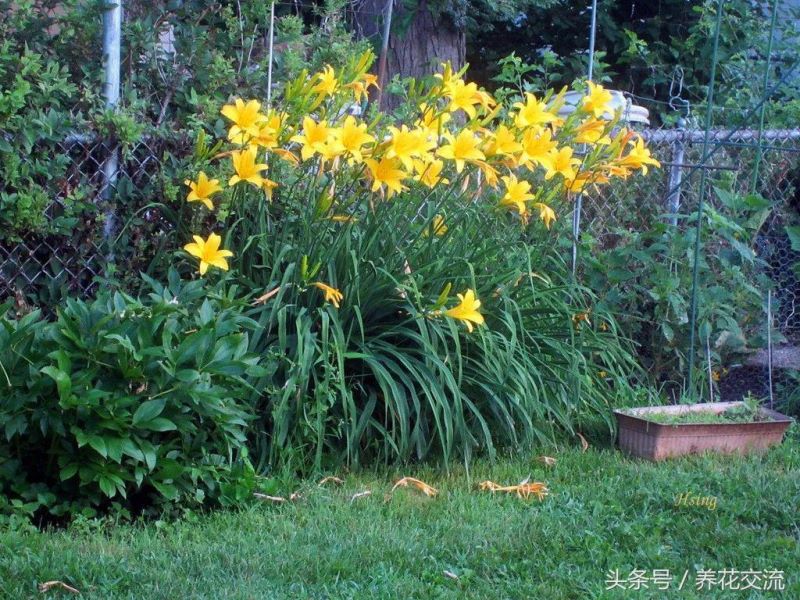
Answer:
2, 428, 798, 599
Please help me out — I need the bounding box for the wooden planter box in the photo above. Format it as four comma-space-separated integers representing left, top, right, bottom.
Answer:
614, 401, 793, 461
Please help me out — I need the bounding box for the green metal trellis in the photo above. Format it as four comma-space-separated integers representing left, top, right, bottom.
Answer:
681, 0, 787, 402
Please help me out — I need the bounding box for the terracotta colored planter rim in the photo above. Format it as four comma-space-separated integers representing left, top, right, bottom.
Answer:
614, 401, 793, 425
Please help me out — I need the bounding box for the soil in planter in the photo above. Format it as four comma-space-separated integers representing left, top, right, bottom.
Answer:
644, 399, 771, 425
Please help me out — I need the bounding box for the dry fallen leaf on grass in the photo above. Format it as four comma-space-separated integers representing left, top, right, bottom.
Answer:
391, 477, 439, 497
350, 490, 371, 501
253, 493, 287, 503
252, 286, 283, 306
39, 581, 80, 594
538, 455, 557, 466
478, 479, 549, 500
577, 432, 589, 452
254, 491, 302, 503
318, 476, 344, 486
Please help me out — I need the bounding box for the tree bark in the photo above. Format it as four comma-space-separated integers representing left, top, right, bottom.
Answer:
354, 0, 465, 110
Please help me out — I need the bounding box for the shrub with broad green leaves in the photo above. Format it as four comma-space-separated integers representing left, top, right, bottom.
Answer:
0, 271, 264, 523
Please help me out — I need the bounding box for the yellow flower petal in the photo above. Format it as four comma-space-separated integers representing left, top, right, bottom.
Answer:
443, 289, 484, 332
183, 233, 234, 276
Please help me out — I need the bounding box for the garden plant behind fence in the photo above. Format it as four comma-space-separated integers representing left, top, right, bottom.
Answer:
583, 125, 800, 408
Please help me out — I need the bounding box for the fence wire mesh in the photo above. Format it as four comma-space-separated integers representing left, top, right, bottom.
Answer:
581, 125, 800, 410
0, 132, 191, 303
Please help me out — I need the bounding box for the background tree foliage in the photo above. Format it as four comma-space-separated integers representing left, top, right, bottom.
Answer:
345, 0, 799, 125
466, 0, 799, 125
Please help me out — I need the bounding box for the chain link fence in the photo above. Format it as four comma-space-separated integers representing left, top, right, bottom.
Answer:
586, 127, 800, 328
3, 116, 800, 410
8, 129, 800, 288
0, 131, 192, 305
581, 125, 800, 410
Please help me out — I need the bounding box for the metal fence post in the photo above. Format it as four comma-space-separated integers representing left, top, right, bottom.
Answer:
375, 0, 395, 107
571, 0, 598, 278
767, 289, 774, 409
666, 119, 685, 227
267, 0, 275, 106
102, 0, 122, 247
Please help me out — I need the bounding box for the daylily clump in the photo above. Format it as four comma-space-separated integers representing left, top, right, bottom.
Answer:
179, 52, 659, 331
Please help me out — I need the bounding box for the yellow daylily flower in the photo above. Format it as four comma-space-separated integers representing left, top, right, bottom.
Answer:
229, 147, 269, 188
313, 281, 343, 307
316, 140, 346, 165
250, 124, 279, 150
413, 158, 449, 188
564, 174, 590, 193
513, 93, 559, 129
365, 156, 407, 198
262, 177, 279, 199
291, 117, 331, 161
345, 72, 379, 102
484, 125, 521, 158
312, 65, 338, 97
433, 62, 458, 88
475, 160, 500, 188
183, 232, 233, 275
609, 126, 636, 147
565, 171, 610, 194
532, 202, 557, 229
618, 137, 661, 174
574, 118, 611, 145
573, 310, 592, 329
416, 102, 450, 133
581, 81, 613, 118
436, 129, 485, 173
605, 160, 634, 179
249, 112, 284, 149
184, 172, 222, 210
499, 174, 534, 218
221, 99, 265, 145
386, 125, 432, 171
445, 79, 482, 119
519, 127, 557, 169
541, 147, 580, 181
363, 73, 379, 89
334, 116, 375, 162
424, 214, 448, 237
273, 147, 301, 166
444, 289, 485, 333
472, 88, 496, 111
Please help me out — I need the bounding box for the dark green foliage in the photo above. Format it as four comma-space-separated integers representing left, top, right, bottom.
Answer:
0, 1, 105, 240
0, 43, 96, 241
0, 271, 264, 522
119, 0, 368, 128
467, 0, 800, 126
583, 186, 770, 394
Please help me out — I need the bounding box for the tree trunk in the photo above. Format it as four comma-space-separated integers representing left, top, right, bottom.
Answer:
354, 0, 465, 110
